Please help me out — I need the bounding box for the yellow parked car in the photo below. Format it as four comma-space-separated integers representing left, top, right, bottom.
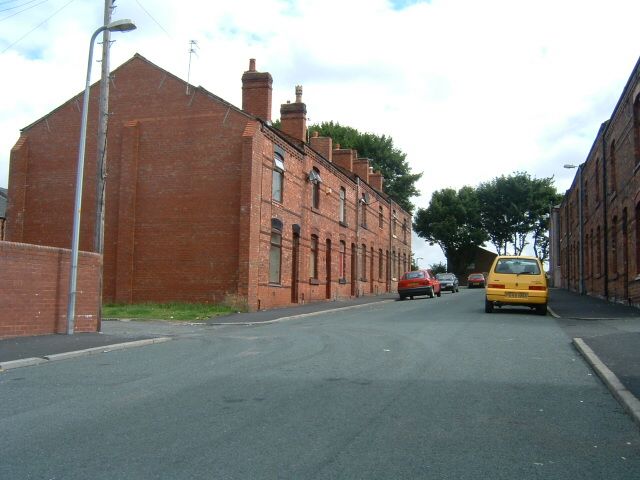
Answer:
484, 256, 548, 315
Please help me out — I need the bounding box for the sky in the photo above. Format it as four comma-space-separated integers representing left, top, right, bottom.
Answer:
1, 0, 640, 268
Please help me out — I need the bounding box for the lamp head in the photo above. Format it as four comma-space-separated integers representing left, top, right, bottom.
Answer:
107, 19, 136, 32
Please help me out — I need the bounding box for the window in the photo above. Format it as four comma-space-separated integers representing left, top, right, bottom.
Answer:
310, 235, 318, 279
584, 179, 588, 213
361, 243, 367, 280
597, 226, 602, 276
611, 216, 618, 275
379, 206, 384, 228
272, 153, 285, 202
634, 95, 640, 165
339, 241, 346, 279
595, 159, 600, 203
392, 210, 397, 236
402, 218, 407, 242
339, 187, 346, 224
610, 141, 617, 193
636, 203, 640, 274
378, 248, 383, 280
269, 221, 282, 284
361, 194, 367, 228
311, 167, 321, 209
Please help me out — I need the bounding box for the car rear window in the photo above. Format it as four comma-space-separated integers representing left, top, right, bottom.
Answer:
403, 271, 425, 280
437, 274, 454, 280
494, 259, 541, 275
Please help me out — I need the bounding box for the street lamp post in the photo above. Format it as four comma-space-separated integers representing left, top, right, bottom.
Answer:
66, 19, 136, 335
564, 163, 585, 295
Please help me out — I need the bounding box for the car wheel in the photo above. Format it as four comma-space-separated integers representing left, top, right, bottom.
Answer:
428, 287, 434, 299
399, 294, 405, 301
536, 304, 547, 316
410, 296, 414, 300
485, 298, 493, 313
436, 290, 441, 297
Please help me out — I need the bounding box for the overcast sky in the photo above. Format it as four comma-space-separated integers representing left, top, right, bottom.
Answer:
1, 0, 639, 267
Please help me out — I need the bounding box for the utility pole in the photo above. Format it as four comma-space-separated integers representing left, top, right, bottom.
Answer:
94, 0, 114, 330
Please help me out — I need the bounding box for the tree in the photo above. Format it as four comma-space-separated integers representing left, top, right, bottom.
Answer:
308, 122, 422, 213
477, 172, 562, 261
429, 262, 447, 274
413, 187, 487, 274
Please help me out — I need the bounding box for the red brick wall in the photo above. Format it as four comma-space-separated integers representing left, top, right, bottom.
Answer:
0, 241, 100, 338
556, 57, 640, 305
5, 54, 412, 312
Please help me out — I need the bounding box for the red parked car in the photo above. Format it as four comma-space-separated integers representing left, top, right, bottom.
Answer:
398, 269, 441, 300
467, 273, 486, 288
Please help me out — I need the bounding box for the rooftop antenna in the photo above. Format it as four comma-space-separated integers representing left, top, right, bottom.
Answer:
186, 39, 198, 95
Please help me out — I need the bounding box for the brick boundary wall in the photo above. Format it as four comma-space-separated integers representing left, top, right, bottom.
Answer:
0, 241, 100, 339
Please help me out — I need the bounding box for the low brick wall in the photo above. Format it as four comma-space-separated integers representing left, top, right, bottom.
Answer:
0, 241, 100, 339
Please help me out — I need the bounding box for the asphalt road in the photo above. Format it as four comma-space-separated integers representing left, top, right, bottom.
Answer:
2, 289, 639, 479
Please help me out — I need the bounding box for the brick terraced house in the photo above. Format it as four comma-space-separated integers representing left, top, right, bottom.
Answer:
551, 56, 640, 306
6, 55, 412, 311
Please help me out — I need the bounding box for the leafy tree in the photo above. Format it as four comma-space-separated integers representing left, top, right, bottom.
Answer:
308, 122, 422, 213
477, 172, 562, 261
429, 262, 447, 274
413, 187, 487, 274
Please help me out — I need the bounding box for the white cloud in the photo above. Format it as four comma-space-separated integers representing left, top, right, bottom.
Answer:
1, 0, 639, 267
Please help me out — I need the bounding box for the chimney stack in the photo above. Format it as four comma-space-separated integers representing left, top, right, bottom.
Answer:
309, 131, 333, 162
369, 170, 384, 192
280, 85, 307, 142
353, 158, 370, 183
242, 58, 273, 122
333, 147, 356, 173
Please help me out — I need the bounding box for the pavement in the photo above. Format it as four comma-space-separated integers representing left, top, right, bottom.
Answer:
1, 288, 639, 427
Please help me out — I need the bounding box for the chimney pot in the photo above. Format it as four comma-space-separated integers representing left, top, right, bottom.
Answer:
241, 59, 272, 121
295, 85, 303, 103
312, 131, 319, 138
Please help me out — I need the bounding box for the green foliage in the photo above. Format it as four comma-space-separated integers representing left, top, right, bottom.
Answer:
477, 172, 562, 260
429, 262, 448, 274
308, 121, 422, 213
413, 187, 488, 273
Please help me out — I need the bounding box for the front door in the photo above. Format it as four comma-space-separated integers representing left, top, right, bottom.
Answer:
291, 231, 299, 303
325, 239, 331, 299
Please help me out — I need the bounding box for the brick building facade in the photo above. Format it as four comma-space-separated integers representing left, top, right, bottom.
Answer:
551, 56, 640, 305
6, 55, 412, 311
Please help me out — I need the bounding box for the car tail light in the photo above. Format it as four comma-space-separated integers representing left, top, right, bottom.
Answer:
488, 283, 505, 289
528, 285, 547, 291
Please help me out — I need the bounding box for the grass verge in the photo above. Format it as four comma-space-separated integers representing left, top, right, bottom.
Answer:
102, 302, 236, 321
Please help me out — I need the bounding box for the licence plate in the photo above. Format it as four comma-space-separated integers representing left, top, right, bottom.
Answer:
408, 282, 419, 288
506, 292, 528, 298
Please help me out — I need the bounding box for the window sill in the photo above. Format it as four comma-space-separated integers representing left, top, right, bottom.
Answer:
339, 278, 347, 284
311, 207, 320, 214
268, 282, 282, 287
309, 278, 320, 285
339, 221, 349, 228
